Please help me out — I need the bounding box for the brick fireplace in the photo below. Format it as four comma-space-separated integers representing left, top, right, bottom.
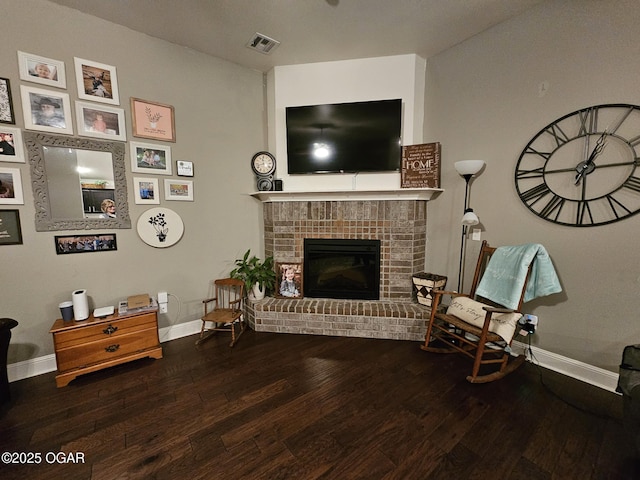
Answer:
246, 189, 442, 341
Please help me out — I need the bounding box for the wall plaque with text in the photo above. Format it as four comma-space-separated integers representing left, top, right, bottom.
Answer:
401, 142, 441, 188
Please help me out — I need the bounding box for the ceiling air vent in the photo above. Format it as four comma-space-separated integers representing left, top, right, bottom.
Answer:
246, 32, 280, 55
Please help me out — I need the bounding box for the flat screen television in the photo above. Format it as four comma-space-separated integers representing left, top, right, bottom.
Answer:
285, 98, 402, 174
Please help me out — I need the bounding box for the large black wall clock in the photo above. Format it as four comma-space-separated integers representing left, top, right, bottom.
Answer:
515, 104, 640, 226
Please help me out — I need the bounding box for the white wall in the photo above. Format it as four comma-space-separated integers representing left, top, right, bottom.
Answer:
424, 0, 640, 372
1, 0, 266, 364
267, 54, 426, 192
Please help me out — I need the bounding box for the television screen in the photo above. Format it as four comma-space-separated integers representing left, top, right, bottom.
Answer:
285, 99, 402, 174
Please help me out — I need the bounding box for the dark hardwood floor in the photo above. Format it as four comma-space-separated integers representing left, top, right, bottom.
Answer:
1, 330, 637, 479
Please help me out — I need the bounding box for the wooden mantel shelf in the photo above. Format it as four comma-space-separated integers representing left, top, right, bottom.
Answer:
250, 188, 443, 203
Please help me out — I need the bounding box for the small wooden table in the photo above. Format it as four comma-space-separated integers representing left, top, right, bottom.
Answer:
50, 308, 162, 387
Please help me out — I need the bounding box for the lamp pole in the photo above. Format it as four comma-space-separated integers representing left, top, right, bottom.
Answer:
457, 174, 472, 292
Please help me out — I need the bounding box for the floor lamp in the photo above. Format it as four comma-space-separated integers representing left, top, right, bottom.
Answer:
454, 160, 485, 292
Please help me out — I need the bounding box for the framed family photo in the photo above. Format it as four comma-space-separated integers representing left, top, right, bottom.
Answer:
131, 97, 176, 142
55, 233, 118, 255
133, 177, 160, 204
275, 262, 303, 299
0, 126, 24, 163
75, 101, 126, 141
164, 178, 193, 201
130, 141, 172, 175
17, 51, 66, 89
0, 77, 16, 125
20, 85, 73, 135
0, 209, 23, 245
74, 57, 120, 105
0, 167, 24, 204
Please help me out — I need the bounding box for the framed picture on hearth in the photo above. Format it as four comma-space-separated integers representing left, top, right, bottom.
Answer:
275, 262, 303, 299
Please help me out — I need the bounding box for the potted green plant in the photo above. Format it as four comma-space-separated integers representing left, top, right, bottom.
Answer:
230, 249, 276, 300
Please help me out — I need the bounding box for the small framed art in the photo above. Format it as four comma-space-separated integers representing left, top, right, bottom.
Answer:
130, 141, 172, 175
164, 178, 193, 201
20, 85, 73, 135
0, 78, 15, 125
0, 127, 24, 163
75, 101, 126, 141
133, 177, 160, 204
55, 233, 118, 254
0, 209, 23, 245
131, 97, 176, 142
0, 167, 24, 204
275, 262, 303, 299
74, 57, 120, 105
176, 160, 194, 177
17, 51, 66, 89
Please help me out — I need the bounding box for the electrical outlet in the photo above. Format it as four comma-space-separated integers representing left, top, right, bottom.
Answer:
159, 302, 168, 314
472, 228, 481, 241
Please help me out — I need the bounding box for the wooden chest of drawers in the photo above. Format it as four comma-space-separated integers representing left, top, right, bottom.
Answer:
50, 309, 162, 387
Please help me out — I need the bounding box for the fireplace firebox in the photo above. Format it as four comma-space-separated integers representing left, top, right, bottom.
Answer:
303, 238, 381, 300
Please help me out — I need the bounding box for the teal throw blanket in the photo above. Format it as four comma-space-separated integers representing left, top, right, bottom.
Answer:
476, 243, 562, 309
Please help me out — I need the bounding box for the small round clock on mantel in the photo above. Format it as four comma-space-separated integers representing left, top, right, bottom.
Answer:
515, 103, 640, 227
251, 151, 276, 191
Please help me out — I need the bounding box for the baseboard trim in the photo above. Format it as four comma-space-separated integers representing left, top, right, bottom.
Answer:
7, 328, 619, 393
511, 340, 619, 393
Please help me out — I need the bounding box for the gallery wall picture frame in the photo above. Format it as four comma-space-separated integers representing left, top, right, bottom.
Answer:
0, 209, 23, 245
275, 262, 304, 299
176, 160, 194, 177
74, 57, 120, 105
0, 126, 25, 163
0, 167, 24, 204
0, 78, 15, 125
133, 177, 160, 205
130, 97, 176, 142
17, 51, 66, 89
130, 141, 172, 175
75, 101, 126, 141
54, 233, 118, 255
164, 178, 193, 201
137, 207, 184, 248
20, 85, 73, 135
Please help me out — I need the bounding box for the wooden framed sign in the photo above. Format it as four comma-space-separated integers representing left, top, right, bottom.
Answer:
401, 142, 441, 188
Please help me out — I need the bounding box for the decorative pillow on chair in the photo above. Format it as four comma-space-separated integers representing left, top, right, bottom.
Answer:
446, 296, 522, 343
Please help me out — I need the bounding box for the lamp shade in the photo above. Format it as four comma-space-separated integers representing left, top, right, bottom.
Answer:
455, 160, 485, 176
461, 208, 479, 226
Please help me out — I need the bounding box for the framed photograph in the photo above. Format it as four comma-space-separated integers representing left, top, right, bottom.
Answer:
20, 85, 73, 135
0, 78, 15, 125
275, 262, 303, 299
74, 57, 120, 105
0, 209, 22, 245
131, 97, 176, 142
176, 160, 194, 177
164, 178, 193, 201
130, 141, 172, 175
0, 167, 24, 204
17, 51, 66, 89
133, 177, 160, 204
55, 233, 118, 255
75, 101, 126, 141
0, 127, 25, 163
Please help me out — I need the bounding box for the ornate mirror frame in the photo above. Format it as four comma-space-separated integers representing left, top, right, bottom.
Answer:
24, 132, 131, 231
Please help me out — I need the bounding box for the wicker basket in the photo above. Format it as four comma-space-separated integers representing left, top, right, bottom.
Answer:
412, 272, 447, 307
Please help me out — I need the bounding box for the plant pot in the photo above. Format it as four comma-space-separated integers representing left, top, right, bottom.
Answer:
250, 283, 265, 301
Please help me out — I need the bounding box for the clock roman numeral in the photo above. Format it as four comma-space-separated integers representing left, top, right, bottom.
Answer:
520, 183, 551, 205
543, 124, 570, 148
576, 201, 593, 225
516, 167, 544, 179
623, 176, 640, 193
605, 194, 632, 219
578, 107, 599, 136
540, 195, 565, 220
608, 106, 634, 135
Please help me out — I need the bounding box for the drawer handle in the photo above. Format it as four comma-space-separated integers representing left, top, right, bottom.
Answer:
105, 344, 120, 353
103, 325, 118, 335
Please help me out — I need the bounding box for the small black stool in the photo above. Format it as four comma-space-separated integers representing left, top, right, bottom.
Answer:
0, 318, 18, 405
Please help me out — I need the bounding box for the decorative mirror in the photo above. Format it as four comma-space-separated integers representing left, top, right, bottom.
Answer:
24, 132, 131, 231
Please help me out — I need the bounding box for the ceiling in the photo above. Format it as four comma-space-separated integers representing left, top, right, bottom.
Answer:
47, 0, 546, 72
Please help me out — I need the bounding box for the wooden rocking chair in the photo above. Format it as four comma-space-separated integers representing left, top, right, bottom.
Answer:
196, 278, 245, 347
421, 241, 532, 383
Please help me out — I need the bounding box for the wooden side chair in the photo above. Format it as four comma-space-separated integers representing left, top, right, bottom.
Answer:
421, 241, 533, 383
196, 278, 245, 347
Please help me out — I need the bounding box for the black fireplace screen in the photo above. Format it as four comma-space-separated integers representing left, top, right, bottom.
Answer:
303, 238, 380, 300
